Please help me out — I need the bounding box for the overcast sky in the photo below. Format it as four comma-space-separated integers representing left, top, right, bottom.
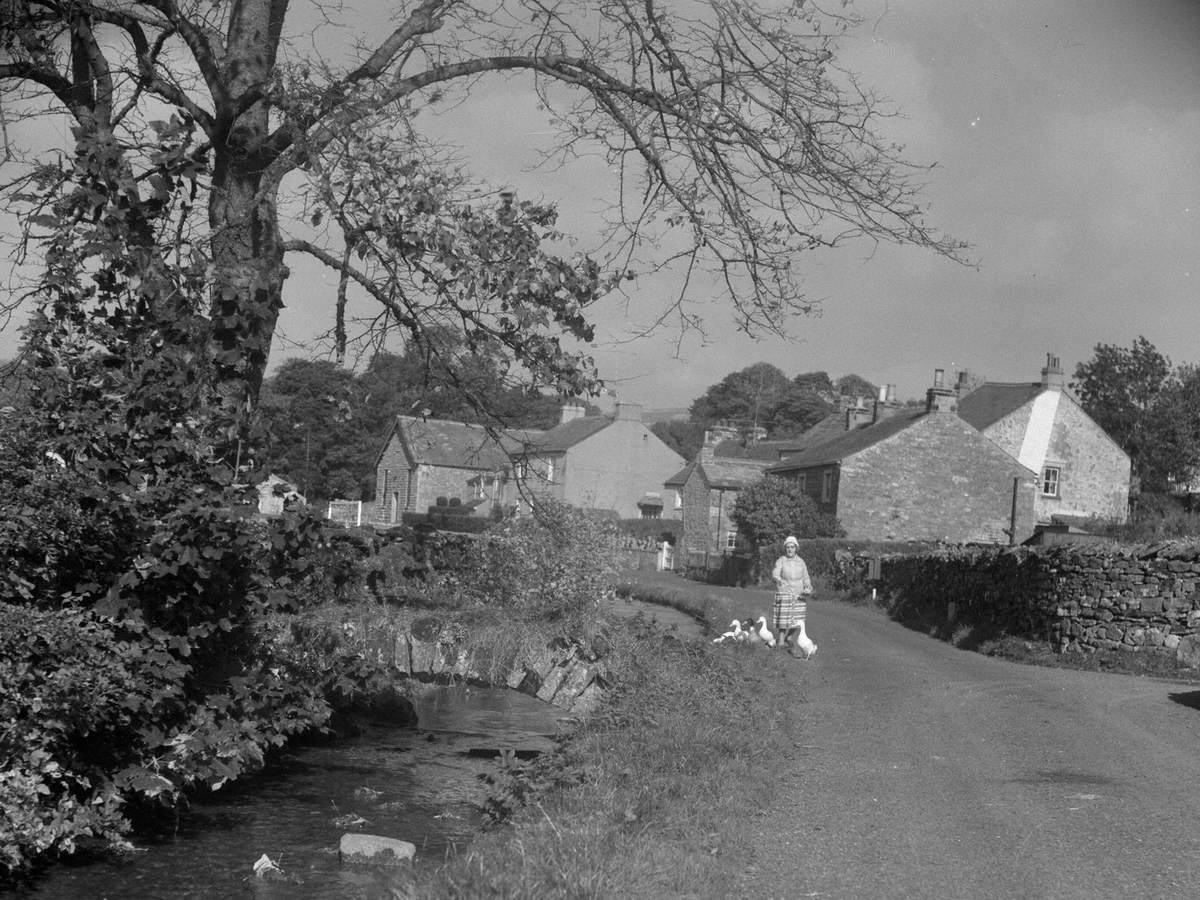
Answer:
3, 0, 1198, 410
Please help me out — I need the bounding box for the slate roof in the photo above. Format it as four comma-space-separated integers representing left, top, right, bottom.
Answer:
697, 456, 776, 489
766, 410, 927, 472
665, 445, 778, 489
710, 438, 795, 461
532, 415, 614, 452
956, 383, 1044, 431
396, 415, 532, 470
771, 411, 854, 455
664, 461, 695, 488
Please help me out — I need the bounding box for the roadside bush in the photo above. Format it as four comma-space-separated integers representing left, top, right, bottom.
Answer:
1083, 491, 1200, 542
452, 500, 620, 626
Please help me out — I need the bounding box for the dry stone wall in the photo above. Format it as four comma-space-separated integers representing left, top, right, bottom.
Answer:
878, 541, 1200, 663
361, 615, 607, 714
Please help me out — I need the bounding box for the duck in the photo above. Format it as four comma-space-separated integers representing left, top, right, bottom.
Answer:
752, 616, 776, 648
713, 619, 744, 643
792, 621, 818, 659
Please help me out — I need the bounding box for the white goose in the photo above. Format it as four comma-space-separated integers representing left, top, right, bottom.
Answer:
712, 619, 745, 644
792, 621, 817, 659
748, 616, 775, 648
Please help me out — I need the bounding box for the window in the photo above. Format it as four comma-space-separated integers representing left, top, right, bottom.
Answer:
725, 530, 738, 551
1041, 466, 1061, 497
674, 490, 683, 510
797, 472, 807, 493
545, 459, 555, 483
821, 469, 834, 503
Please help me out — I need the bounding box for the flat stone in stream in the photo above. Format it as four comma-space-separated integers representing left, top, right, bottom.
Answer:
339, 832, 417, 866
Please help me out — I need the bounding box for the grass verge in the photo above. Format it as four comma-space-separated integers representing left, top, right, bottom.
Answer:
409, 609, 806, 897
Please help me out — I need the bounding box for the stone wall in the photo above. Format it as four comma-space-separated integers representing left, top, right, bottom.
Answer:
361, 615, 607, 714
878, 541, 1200, 662
836, 413, 1039, 544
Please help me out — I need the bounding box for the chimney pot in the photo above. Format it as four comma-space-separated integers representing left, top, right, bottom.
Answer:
1041, 352, 1065, 390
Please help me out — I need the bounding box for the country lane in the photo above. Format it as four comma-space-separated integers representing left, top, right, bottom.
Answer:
734, 596, 1200, 900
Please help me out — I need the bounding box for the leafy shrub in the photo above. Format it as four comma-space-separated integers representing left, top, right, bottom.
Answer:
730, 475, 843, 556
0, 604, 184, 875
0, 125, 391, 878
1082, 491, 1200, 542
450, 500, 619, 625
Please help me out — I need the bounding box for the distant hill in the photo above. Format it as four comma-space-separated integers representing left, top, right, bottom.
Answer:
642, 407, 689, 423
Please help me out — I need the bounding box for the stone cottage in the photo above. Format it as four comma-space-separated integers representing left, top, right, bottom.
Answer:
665, 438, 776, 566
766, 374, 1039, 544
371, 415, 520, 524
515, 402, 685, 519
956, 354, 1130, 525
372, 403, 685, 524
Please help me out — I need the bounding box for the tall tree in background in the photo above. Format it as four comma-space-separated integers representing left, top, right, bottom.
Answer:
689, 362, 792, 433
2, 0, 964, 445
687, 363, 878, 440
1139, 364, 1200, 492
836, 373, 880, 401
1072, 336, 1200, 491
650, 419, 706, 461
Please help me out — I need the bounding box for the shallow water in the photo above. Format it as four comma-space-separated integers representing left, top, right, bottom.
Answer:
17, 687, 567, 900
17, 595, 698, 898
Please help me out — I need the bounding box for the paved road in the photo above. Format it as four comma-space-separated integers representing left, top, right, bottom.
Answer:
740, 597, 1200, 900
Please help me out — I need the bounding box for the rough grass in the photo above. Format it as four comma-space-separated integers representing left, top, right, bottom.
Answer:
409, 615, 805, 898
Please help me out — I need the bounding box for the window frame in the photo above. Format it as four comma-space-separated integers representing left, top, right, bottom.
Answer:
821, 469, 834, 503
1041, 465, 1061, 498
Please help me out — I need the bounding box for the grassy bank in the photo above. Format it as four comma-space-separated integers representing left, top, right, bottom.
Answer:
405, 575, 803, 898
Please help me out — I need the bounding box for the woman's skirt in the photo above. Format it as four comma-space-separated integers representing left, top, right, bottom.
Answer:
773, 592, 808, 631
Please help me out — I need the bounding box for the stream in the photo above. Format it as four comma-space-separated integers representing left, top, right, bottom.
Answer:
15, 595, 703, 899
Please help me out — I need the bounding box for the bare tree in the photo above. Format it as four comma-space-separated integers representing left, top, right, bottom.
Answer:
0, 0, 966, 434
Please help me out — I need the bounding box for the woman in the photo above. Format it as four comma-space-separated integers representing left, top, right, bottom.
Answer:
771, 535, 813, 655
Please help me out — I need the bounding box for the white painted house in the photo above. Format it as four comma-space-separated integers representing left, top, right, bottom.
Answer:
956, 354, 1130, 524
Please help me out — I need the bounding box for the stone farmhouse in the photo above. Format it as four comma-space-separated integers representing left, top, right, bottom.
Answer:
371, 402, 685, 524
754, 356, 1128, 545
372, 415, 519, 524
765, 375, 1040, 543
956, 354, 1130, 525
664, 442, 776, 566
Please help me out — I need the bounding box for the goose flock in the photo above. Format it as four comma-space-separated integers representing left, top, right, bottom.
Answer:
712, 616, 817, 658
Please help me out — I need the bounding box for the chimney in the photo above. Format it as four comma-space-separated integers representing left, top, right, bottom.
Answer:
496, 189, 516, 223
560, 403, 586, 424
872, 383, 901, 423
925, 368, 957, 413
845, 397, 871, 430
615, 401, 643, 422
1041, 353, 1065, 390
